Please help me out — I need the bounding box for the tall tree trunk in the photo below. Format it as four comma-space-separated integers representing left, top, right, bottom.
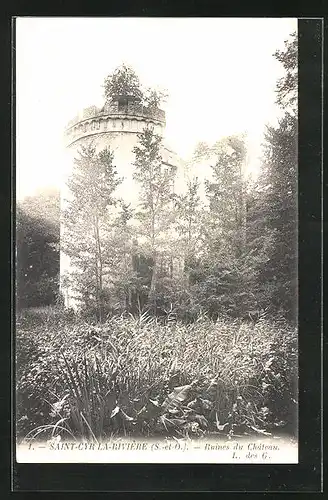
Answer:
148, 255, 158, 313
148, 210, 157, 313
96, 217, 104, 322
93, 215, 103, 322
93, 249, 101, 321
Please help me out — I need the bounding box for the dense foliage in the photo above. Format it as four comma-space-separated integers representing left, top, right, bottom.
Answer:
103, 63, 168, 108
248, 113, 297, 318
247, 32, 298, 319
62, 145, 124, 321
16, 189, 60, 309
17, 309, 297, 441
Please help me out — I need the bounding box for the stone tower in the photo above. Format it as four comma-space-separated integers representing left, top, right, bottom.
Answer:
61, 95, 182, 308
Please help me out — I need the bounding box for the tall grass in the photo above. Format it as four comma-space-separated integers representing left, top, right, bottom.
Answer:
16, 308, 298, 441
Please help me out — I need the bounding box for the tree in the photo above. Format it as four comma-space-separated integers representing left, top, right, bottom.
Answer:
204, 135, 247, 259
104, 202, 140, 314
174, 136, 254, 320
16, 195, 60, 309
132, 126, 177, 311
174, 176, 203, 264
168, 136, 255, 319
274, 31, 297, 114
250, 113, 297, 317
103, 64, 168, 111
143, 87, 168, 110
103, 64, 143, 102
192, 141, 213, 163
248, 32, 298, 319
62, 144, 122, 320
20, 187, 60, 233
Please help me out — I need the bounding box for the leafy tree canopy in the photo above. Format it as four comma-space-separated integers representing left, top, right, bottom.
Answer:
274, 31, 297, 113
103, 64, 168, 109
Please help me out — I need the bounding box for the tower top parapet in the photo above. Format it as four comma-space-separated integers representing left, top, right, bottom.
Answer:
66, 97, 166, 131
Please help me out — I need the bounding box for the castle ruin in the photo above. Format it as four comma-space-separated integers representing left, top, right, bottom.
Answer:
61, 94, 185, 310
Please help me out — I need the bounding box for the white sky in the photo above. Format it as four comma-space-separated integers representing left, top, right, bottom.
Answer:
16, 17, 297, 200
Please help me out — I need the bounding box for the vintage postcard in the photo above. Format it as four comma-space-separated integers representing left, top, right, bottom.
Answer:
15, 17, 298, 464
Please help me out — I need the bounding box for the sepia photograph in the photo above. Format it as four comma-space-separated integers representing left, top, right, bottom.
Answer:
15, 17, 298, 463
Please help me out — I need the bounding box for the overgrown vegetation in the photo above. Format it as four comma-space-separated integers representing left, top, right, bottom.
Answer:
16, 308, 297, 442
57, 34, 297, 322
16, 35, 297, 323
103, 63, 168, 108
16, 34, 298, 442
16, 188, 60, 309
